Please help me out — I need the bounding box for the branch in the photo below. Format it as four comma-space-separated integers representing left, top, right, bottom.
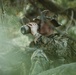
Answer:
37, 0, 64, 14
0, 0, 5, 14
45, 19, 76, 42
29, 0, 76, 20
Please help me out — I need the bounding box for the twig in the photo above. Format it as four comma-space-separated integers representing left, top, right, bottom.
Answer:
65, 10, 74, 32
47, 20, 76, 42
0, 0, 5, 21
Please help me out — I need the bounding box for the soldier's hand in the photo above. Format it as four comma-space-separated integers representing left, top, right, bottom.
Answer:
27, 22, 39, 36
27, 22, 41, 43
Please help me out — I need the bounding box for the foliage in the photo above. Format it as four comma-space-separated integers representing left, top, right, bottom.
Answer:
0, 0, 76, 75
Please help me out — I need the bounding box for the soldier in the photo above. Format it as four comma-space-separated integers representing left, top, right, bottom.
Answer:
20, 1, 76, 75
20, 5, 76, 74
24, 16, 76, 75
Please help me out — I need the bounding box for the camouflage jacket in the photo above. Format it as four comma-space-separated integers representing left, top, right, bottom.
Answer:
28, 33, 76, 75
29, 33, 76, 64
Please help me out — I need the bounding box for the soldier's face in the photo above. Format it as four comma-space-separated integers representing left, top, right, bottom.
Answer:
39, 23, 54, 36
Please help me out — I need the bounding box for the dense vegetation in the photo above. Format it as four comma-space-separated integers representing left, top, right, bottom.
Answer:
0, 0, 76, 75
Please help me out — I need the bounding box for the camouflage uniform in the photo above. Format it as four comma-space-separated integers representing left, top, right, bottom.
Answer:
28, 33, 76, 75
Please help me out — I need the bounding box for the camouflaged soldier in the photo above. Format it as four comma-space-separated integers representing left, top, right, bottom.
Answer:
25, 17, 76, 75
20, 10, 76, 75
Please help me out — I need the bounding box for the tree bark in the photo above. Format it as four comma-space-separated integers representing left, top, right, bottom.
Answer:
29, 0, 76, 19
37, 0, 64, 14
